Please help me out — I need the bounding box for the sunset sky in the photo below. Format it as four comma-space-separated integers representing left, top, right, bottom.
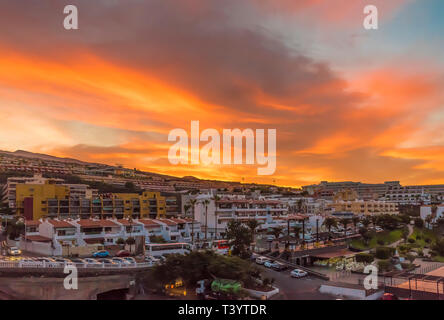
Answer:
0, 0, 443, 187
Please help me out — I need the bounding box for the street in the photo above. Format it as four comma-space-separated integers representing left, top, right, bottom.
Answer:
259, 266, 336, 300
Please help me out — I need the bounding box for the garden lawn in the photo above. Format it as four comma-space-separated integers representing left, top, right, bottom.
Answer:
408, 227, 438, 248
351, 229, 403, 250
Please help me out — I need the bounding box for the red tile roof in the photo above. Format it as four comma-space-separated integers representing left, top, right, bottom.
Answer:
47, 219, 75, 228
24, 235, 52, 242
157, 218, 177, 226
117, 219, 140, 226
138, 219, 162, 228
25, 220, 41, 227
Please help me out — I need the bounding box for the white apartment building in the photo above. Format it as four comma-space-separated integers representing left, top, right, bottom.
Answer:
20, 217, 202, 256
193, 195, 289, 238
420, 205, 444, 226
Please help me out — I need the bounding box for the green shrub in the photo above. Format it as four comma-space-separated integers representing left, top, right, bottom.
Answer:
425, 238, 431, 244
377, 239, 385, 246
377, 259, 392, 272
408, 238, 415, 244
414, 218, 424, 228
375, 247, 395, 259
356, 253, 374, 263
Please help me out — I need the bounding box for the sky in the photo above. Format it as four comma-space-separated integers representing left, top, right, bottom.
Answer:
0, 0, 443, 187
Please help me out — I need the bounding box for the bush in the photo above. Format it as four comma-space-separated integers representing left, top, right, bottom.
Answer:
414, 218, 424, 228
356, 253, 374, 264
416, 234, 422, 240
375, 247, 395, 259
377, 259, 392, 272
377, 239, 385, 246
408, 238, 415, 244
425, 238, 431, 244
116, 238, 125, 245
125, 237, 136, 245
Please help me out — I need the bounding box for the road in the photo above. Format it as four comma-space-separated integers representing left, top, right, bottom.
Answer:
259, 266, 336, 300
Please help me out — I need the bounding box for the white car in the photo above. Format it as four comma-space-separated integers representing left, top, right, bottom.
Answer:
7, 247, 21, 256
255, 256, 270, 265
84, 258, 102, 266
290, 269, 308, 278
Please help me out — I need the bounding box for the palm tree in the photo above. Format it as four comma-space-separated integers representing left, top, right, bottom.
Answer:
245, 219, 259, 248
212, 194, 221, 239
339, 218, 351, 238
362, 217, 371, 229
293, 226, 301, 242
370, 215, 378, 230
352, 216, 360, 234
323, 217, 337, 240
202, 199, 210, 240
189, 198, 198, 247
271, 227, 283, 240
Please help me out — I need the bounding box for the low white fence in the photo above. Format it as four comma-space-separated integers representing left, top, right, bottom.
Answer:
0, 260, 152, 270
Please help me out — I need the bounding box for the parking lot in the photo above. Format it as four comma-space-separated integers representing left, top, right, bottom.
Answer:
255, 256, 336, 300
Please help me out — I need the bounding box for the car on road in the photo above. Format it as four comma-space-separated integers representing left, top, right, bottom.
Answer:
266, 235, 276, 241
290, 268, 308, 278
116, 250, 131, 257
7, 247, 21, 256
271, 262, 287, 271
92, 250, 110, 258
255, 256, 270, 265
264, 260, 276, 268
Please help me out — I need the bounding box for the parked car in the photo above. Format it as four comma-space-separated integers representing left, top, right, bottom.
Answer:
35, 257, 57, 263
111, 257, 131, 265
96, 258, 117, 265
271, 262, 287, 271
7, 247, 21, 256
84, 258, 102, 266
68, 258, 86, 266
123, 257, 136, 265
255, 256, 270, 265
266, 235, 275, 241
116, 250, 131, 257
93, 250, 110, 258
53, 258, 71, 264
290, 269, 308, 278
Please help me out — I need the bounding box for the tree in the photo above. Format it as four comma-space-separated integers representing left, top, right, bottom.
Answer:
370, 215, 378, 230
126, 237, 135, 245
339, 218, 351, 238
359, 227, 372, 246
245, 219, 259, 244
362, 217, 371, 229
414, 218, 424, 228
270, 227, 283, 240
225, 220, 252, 259
401, 227, 409, 244
323, 217, 337, 240
116, 238, 125, 246
352, 216, 360, 234
202, 199, 210, 240
189, 198, 198, 246
425, 215, 433, 229
124, 181, 136, 192
212, 194, 221, 239
406, 254, 416, 265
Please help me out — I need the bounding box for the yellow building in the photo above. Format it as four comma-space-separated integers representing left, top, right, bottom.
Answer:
329, 200, 398, 216
16, 184, 70, 220
112, 191, 166, 219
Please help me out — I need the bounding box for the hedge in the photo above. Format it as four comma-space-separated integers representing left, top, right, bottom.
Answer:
375, 247, 395, 259
355, 253, 374, 263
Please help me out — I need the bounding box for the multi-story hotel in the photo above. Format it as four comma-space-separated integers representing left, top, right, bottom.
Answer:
14, 183, 167, 220
193, 194, 289, 238
328, 200, 398, 216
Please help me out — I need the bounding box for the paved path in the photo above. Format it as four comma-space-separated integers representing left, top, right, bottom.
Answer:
389, 224, 413, 248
